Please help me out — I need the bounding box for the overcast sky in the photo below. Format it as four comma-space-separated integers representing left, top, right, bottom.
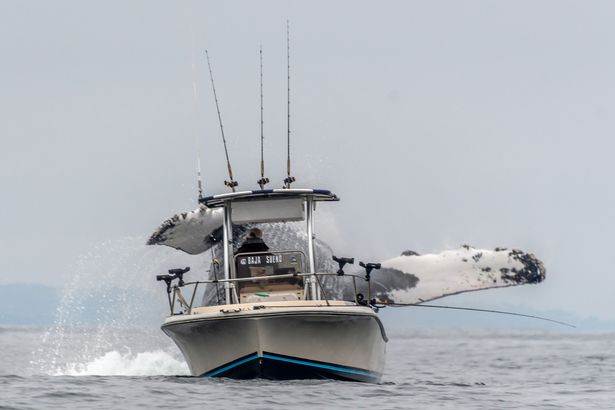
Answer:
1, 0, 614, 320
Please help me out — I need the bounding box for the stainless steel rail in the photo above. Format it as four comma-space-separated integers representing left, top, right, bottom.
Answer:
163, 272, 368, 316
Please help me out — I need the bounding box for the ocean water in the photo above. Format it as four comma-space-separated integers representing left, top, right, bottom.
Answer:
1, 237, 611, 408
1, 326, 613, 409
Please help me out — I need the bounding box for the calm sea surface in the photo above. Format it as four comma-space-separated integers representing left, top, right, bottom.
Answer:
0, 327, 613, 409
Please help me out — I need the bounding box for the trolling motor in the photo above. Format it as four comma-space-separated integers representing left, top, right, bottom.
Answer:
332, 255, 354, 276
156, 267, 190, 294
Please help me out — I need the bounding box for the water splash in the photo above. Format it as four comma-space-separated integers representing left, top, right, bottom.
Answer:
56, 350, 189, 376
31, 235, 211, 376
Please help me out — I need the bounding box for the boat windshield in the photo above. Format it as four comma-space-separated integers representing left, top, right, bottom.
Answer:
234, 251, 305, 303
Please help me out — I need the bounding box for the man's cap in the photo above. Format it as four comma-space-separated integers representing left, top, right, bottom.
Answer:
248, 227, 263, 239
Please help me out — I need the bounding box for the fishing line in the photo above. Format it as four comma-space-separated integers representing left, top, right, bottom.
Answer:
205, 49, 238, 191
380, 302, 576, 328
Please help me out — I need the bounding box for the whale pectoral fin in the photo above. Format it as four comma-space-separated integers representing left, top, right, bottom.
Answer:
147, 206, 224, 255
373, 246, 546, 304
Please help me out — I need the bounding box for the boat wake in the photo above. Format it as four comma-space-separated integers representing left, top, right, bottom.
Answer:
54, 350, 189, 376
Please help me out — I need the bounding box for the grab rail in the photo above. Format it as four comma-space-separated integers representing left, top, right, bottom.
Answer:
160, 271, 368, 316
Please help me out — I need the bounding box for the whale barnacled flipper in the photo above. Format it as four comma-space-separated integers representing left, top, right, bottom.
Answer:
147, 206, 223, 255
367, 246, 546, 304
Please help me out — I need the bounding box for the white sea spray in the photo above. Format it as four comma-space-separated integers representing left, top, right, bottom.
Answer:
30, 236, 209, 376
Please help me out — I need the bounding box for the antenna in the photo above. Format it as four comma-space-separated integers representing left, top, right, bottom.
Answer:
188, 9, 205, 202
257, 45, 269, 190
197, 158, 203, 199
284, 20, 295, 189
205, 49, 238, 192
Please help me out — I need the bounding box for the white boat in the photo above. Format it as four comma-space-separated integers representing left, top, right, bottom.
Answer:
148, 187, 549, 382
147, 38, 547, 381
153, 188, 387, 382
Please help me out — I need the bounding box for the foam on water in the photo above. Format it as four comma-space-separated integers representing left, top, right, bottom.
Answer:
56, 350, 189, 376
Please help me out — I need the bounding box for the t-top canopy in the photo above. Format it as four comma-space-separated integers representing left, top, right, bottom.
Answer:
200, 188, 338, 208
147, 188, 338, 255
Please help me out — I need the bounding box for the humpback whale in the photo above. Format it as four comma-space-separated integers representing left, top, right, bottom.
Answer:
147, 206, 545, 306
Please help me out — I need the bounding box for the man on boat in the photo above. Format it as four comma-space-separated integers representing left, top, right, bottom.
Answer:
235, 227, 269, 255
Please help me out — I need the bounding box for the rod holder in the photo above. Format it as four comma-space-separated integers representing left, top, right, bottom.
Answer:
157, 267, 190, 293
332, 255, 354, 276
358, 262, 381, 282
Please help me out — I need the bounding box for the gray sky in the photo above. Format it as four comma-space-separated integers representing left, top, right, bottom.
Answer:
1, 0, 614, 320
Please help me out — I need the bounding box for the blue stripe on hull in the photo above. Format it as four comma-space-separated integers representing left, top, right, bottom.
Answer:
261, 353, 374, 377
202, 352, 381, 383
205, 353, 260, 377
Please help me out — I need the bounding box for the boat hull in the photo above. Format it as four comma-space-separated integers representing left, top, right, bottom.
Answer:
161, 303, 387, 383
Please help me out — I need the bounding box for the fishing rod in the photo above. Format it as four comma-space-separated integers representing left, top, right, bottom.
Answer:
205, 49, 238, 192
257, 45, 269, 189
378, 302, 576, 328
283, 20, 295, 189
